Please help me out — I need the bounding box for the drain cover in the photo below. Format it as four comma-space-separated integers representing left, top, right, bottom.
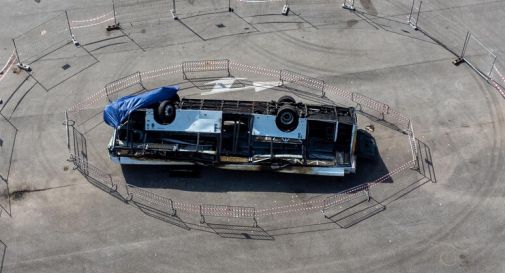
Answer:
216, 23, 225, 28
62, 64, 71, 70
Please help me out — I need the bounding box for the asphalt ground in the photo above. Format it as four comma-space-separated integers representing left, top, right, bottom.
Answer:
0, 0, 505, 272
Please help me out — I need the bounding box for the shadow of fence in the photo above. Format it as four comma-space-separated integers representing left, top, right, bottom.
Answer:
71, 155, 126, 203
320, 137, 436, 229
134, 202, 190, 230
0, 240, 6, 273
323, 192, 386, 229
207, 223, 274, 240
0, 113, 17, 217
415, 138, 436, 183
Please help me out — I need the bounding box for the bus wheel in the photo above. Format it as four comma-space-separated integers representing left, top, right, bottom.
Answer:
158, 100, 177, 124
276, 105, 299, 132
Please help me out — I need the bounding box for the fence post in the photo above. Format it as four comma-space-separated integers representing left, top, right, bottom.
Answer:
414, 1, 422, 29
125, 184, 133, 203
108, 174, 117, 193
489, 55, 497, 77
105, 84, 111, 102
342, 0, 355, 11
226, 59, 231, 77
199, 205, 205, 224
137, 71, 145, 89
252, 210, 258, 227
169, 199, 177, 216
228, 0, 233, 12
171, 0, 178, 20
65, 110, 70, 152
72, 126, 77, 158
408, 0, 415, 24
12, 39, 21, 66
460, 31, 471, 59
453, 31, 470, 65
112, 1, 118, 25
182, 62, 187, 80
64, 10, 74, 39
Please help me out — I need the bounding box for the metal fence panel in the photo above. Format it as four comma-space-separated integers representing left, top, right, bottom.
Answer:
71, 126, 88, 175
408, 0, 421, 29
490, 61, 505, 87
182, 59, 230, 79
67, 6, 119, 45
199, 204, 256, 223
105, 71, 143, 102
0, 115, 17, 182
489, 61, 505, 98
182, 59, 230, 73
126, 184, 176, 215
13, 12, 70, 64
279, 69, 325, 97
64, 59, 419, 225
113, 0, 172, 23
462, 32, 498, 79
416, 4, 468, 56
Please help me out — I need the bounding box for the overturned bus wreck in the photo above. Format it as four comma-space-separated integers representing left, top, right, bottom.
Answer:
104, 85, 358, 176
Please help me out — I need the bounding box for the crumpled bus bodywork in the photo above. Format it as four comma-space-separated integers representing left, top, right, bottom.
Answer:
107, 94, 358, 176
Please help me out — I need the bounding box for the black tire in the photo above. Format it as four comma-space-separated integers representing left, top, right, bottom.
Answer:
277, 95, 296, 104
276, 105, 299, 132
157, 100, 177, 124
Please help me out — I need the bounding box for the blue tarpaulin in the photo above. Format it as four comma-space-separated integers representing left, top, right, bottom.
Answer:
103, 85, 179, 128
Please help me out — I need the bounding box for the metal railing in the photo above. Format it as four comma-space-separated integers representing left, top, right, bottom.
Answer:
279, 69, 325, 97
199, 204, 257, 227
182, 59, 231, 79
405, 0, 505, 99
65, 60, 419, 227
126, 184, 177, 216
105, 71, 144, 102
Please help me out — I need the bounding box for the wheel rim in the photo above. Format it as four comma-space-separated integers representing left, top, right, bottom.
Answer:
164, 105, 174, 117
280, 111, 294, 125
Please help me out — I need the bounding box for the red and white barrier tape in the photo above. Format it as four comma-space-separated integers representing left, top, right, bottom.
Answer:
230, 62, 278, 78
493, 66, 505, 86
0, 50, 16, 84
68, 65, 183, 113
256, 160, 415, 217
70, 11, 113, 24
490, 80, 505, 99
0, 50, 15, 73
68, 61, 418, 219
99, 159, 412, 217
70, 17, 114, 30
